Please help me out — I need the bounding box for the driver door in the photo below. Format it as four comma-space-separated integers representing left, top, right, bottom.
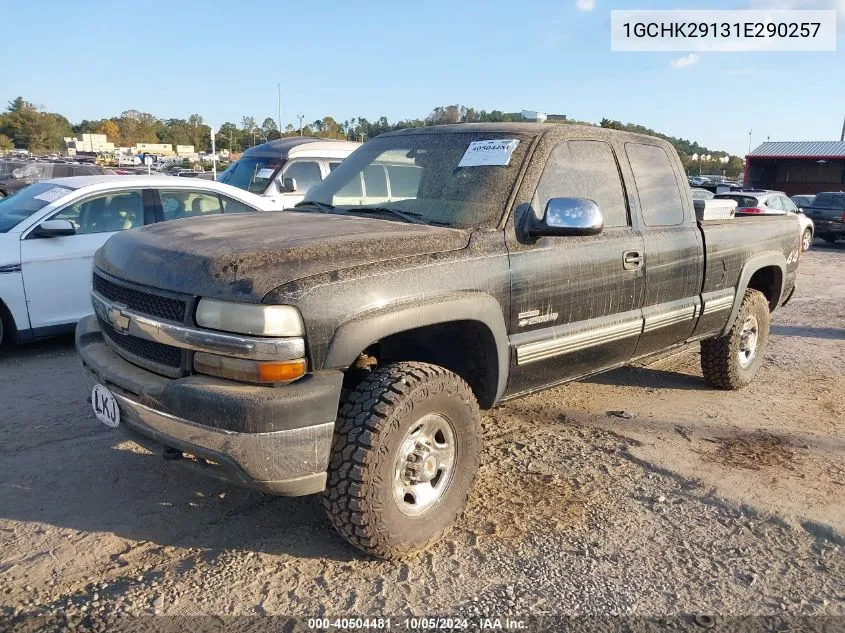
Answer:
20, 189, 151, 330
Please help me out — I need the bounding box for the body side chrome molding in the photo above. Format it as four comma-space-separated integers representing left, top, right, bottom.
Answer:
702, 292, 735, 315
516, 318, 643, 365
643, 305, 697, 333
92, 291, 305, 361
0, 263, 22, 274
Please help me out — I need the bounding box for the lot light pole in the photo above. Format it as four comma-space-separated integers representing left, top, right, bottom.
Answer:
211, 126, 217, 179
298, 114, 304, 136
840, 115, 844, 142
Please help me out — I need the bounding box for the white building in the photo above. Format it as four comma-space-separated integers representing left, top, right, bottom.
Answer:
64, 133, 115, 155
521, 110, 548, 124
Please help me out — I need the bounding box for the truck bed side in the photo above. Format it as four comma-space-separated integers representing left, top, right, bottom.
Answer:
692, 215, 801, 339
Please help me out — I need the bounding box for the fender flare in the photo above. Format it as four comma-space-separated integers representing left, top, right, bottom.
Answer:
323, 293, 510, 404
721, 251, 786, 337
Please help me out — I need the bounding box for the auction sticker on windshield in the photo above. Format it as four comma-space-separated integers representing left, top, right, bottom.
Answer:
33, 187, 71, 203
255, 168, 275, 179
91, 384, 120, 428
458, 139, 520, 167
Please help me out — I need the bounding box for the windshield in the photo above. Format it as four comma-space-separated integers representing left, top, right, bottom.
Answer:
812, 193, 845, 208
0, 182, 74, 232
217, 156, 284, 194
302, 132, 532, 228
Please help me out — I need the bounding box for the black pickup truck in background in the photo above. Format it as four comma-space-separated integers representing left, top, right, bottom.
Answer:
76, 123, 802, 559
803, 192, 845, 243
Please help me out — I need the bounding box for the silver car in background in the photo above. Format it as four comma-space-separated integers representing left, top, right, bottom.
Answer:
715, 189, 815, 251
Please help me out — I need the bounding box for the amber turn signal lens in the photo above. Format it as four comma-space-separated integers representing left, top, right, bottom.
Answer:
193, 353, 306, 384
256, 359, 307, 383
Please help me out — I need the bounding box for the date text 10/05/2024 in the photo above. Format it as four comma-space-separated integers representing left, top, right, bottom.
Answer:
307, 617, 527, 630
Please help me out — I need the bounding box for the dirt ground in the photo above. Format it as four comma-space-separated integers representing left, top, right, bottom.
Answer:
0, 241, 843, 630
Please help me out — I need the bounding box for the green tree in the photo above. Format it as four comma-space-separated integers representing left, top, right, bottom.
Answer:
261, 117, 278, 139
0, 134, 13, 152
187, 114, 209, 151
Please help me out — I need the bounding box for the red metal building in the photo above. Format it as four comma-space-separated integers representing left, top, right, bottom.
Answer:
745, 141, 845, 196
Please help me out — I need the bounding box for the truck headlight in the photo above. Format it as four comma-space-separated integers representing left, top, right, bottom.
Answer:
195, 299, 304, 337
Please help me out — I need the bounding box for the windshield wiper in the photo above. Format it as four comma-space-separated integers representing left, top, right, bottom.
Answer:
347, 206, 427, 225
293, 200, 335, 212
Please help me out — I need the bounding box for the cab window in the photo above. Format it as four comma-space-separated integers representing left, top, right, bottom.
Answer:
535, 140, 629, 227
282, 161, 322, 194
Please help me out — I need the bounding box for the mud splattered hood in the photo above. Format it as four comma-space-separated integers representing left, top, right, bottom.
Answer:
94, 211, 470, 301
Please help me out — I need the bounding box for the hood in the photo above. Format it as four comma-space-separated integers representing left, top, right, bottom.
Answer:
94, 211, 470, 301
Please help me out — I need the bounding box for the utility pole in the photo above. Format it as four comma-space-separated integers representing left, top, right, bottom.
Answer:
297, 114, 304, 136
748, 129, 752, 155
840, 115, 844, 142
277, 83, 283, 136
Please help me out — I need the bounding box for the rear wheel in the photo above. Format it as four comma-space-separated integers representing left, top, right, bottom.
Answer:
323, 361, 481, 560
802, 228, 812, 251
700, 289, 770, 390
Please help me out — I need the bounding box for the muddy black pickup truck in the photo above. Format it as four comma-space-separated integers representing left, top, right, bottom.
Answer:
77, 123, 802, 559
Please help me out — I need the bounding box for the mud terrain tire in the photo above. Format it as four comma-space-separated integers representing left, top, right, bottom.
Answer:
323, 361, 481, 560
701, 289, 770, 390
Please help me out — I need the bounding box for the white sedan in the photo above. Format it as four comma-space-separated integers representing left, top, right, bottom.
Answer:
0, 175, 277, 349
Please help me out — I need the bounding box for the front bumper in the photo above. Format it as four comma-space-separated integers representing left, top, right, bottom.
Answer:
76, 315, 343, 496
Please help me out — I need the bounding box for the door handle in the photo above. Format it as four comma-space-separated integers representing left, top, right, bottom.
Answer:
623, 250, 643, 271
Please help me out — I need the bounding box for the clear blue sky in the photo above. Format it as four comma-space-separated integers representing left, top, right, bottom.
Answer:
2, 0, 842, 155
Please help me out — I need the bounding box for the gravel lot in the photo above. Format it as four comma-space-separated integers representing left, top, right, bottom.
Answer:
1, 242, 843, 630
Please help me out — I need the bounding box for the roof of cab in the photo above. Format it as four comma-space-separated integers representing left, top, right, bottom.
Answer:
376, 122, 676, 147
241, 137, 360, 159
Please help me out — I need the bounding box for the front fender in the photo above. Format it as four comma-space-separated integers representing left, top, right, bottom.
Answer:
323, 292, 509, 403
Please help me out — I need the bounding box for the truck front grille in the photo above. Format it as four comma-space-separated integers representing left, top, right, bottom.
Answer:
99, 318, 184, 377
94, 273, 186, 323
94, 271, 190, 378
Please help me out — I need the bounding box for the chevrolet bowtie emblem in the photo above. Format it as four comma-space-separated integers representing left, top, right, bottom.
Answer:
107, 305, 131, 334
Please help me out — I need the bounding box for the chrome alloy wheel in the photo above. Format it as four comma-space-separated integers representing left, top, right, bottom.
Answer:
393, 413, 456, 516
738, 315, 759, 369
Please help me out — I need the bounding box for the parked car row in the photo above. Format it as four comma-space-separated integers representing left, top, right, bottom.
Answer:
0, 160, 114, 197
0, 176, 278, 347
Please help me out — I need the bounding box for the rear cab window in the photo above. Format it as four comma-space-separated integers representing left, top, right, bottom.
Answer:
626, 143, 684, 226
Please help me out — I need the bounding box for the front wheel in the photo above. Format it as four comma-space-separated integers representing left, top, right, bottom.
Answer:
323, 361, 481, 560
700, 289, 770, 390
802, 228, 813, 251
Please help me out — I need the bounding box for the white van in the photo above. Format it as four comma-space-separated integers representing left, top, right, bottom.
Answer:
217, 137, 360, 208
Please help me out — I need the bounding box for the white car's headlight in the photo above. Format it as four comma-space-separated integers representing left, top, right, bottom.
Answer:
195, 299, 304, 337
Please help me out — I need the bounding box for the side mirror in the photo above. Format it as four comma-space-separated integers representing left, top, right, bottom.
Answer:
527, 197, 603, 237
31, 219, 76, 238
797, 208, 804, 214
282, 177, 297, 193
